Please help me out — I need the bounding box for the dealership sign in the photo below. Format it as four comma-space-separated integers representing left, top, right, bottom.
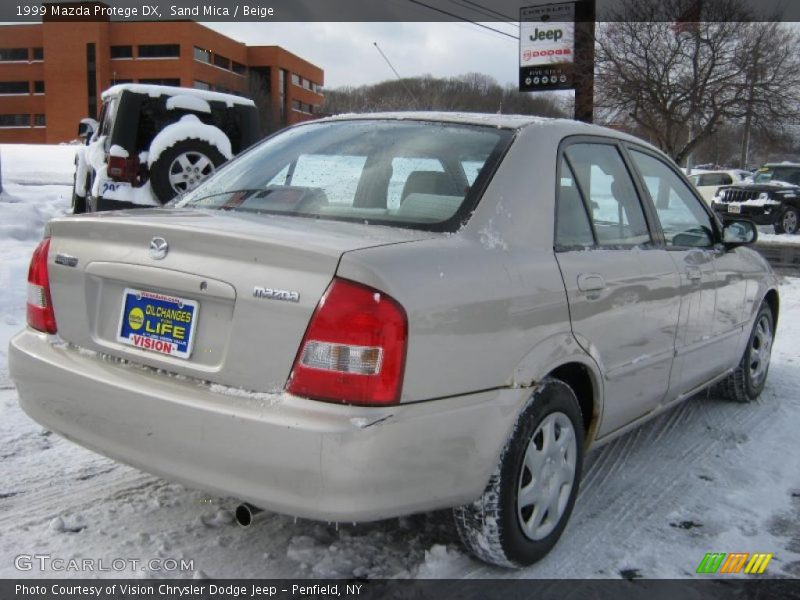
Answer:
519, 2, 576, 92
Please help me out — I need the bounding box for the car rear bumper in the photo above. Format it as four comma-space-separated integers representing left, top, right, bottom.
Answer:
9, 329, 522, 522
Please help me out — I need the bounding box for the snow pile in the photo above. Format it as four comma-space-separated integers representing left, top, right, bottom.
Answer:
166, 95, 212, 114
1, 143, 76, 186
0, 145, 71, 366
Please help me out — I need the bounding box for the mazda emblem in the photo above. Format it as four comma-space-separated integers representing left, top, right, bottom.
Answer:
149, 237, 169, 260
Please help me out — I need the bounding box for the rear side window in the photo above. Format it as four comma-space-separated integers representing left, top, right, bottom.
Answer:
174, 120, 513, 231
564, 143, 651, 246
555, 157, 594, 248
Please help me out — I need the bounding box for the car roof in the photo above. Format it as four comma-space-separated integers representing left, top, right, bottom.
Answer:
762, 162, 800, 168
317, 111, 653, 146
101, 83, 255, 108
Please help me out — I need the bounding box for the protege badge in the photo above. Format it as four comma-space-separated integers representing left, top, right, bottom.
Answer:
253, 286, 300, 303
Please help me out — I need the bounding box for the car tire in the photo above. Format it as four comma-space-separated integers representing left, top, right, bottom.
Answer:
71, 174, 88, 214
453, 378, 584, 568
774, 206, 799, 235
149, 139, 226, 204
713, 303, 774, 403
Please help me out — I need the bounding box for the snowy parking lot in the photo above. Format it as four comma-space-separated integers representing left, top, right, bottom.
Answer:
1, 144, 799, 580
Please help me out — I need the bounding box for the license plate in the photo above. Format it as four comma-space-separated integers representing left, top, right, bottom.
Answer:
117, 288, 199, 359
728, 204, 741, 214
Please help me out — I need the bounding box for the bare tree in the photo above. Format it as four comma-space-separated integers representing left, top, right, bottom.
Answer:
595, 0, 800, 166
322, 73, 566, 118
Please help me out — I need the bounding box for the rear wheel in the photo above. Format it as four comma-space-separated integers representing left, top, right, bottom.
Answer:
149, 139, 226, 204
453, 378, 584, 567
774, 206, 799, 235
714, 303, 774, 402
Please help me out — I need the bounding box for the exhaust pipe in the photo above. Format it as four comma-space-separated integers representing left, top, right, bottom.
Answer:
235, 503, 265, 527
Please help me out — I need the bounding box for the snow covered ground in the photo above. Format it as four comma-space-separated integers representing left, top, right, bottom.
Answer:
1, 144, 799, 580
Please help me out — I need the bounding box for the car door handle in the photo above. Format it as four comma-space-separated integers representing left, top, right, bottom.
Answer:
686, 266, 703, 281
577, 273, 606, 292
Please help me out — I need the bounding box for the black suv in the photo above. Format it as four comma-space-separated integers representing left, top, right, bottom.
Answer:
72, 84, 260, 213
711, 163, 800, 234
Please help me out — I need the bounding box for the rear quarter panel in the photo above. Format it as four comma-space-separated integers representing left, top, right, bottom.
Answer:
337, 122, 601, 403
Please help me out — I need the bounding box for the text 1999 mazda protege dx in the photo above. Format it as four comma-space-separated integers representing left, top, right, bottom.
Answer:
9, 113, 778, 567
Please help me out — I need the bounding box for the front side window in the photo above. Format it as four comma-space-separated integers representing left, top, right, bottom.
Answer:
174, 120, 512, 231
630, 150, 715, 248
564, 143, 651, 246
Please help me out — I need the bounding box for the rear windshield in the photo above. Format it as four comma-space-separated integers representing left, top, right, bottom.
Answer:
173, 119, 513, 231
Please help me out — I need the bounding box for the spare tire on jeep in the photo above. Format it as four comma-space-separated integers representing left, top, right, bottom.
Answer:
149, 139, 227, 204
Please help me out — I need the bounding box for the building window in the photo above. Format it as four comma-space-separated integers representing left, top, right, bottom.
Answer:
213, 54, 230, 70
137, 44, 180, 59
193, 80, 211, 90
86, 43, 97, 118
34, 114, 45, 127
139, 78, 181, 86
291, 73, 300, 86
113, 79, 133, 85
111, 45, 133, 59
193, 46, 210, 63
0, 114, 31, 127
0, 81, 29, 94
32, 47, 43, 60
291, 99, 301, 111
0, 48, 28, 62
33, 80, 44, 94
302, 78, 311, 90
232, 61, 246, 75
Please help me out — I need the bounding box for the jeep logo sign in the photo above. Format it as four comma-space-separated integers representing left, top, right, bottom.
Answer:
530, 27, 564, 42
519, 2, 576, 92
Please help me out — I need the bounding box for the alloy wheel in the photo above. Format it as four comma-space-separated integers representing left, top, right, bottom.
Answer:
168, 151, 216, 194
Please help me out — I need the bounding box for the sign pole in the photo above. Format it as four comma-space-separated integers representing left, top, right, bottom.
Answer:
573, 0, 596, 123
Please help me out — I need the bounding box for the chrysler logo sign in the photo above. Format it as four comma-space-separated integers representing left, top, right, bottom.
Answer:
149, 237, 169, 260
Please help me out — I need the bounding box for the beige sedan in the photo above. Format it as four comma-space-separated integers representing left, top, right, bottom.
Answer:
9, 113, 778, 567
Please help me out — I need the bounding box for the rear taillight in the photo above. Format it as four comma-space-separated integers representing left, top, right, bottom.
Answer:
107, 154, 140, 184
286, 278, 407, 406
26, 237, 57, 334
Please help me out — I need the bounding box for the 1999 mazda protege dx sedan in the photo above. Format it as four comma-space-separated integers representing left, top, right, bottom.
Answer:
9, 113, 779, 567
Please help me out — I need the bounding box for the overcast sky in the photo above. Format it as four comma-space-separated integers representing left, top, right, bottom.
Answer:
208, 22, 522, 89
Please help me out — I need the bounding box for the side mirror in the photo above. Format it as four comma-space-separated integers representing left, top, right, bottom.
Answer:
722, 219, 757, 248
78, 118, 98, 144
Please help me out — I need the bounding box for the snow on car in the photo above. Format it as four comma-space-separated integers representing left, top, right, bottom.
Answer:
72, 84, 259, 213
7, 114, 781, 568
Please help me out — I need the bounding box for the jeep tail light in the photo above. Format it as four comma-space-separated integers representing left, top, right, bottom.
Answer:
107, 154, 140, 184
27, 237, 57, 334
287, 278, 407, 406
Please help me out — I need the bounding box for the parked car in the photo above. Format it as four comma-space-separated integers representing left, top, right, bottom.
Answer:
10, 114, 778, 568
687, 169, 750, 204
711, 163, 800, 234
72, 83, 260, 213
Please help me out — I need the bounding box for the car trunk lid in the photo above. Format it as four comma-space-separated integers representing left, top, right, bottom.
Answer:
46, 208, 433, 392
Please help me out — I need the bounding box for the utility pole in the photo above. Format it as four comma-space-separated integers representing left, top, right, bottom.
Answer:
573, 0, 596, 123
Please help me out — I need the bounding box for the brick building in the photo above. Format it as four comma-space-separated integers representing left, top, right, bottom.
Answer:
0, 19, 324, 143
